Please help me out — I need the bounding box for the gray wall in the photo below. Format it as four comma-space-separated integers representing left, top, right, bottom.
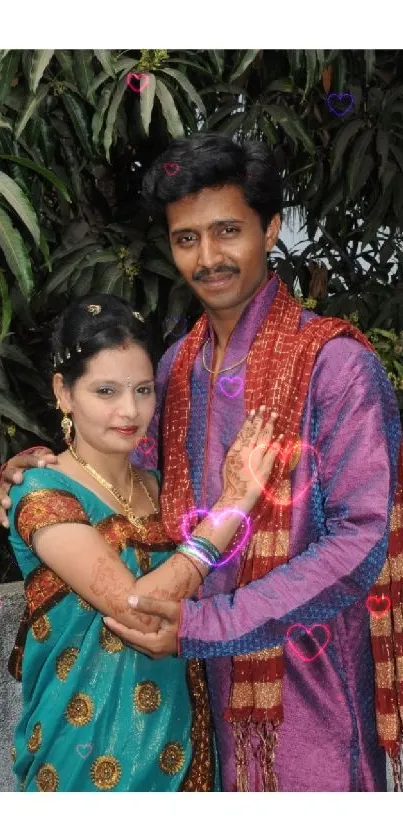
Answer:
0, 582, 24, 792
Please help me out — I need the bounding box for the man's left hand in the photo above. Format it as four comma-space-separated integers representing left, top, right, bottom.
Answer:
103, 596, 180, 658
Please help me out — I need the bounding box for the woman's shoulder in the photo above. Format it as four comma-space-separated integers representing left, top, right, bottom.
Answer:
9, 466, 81, 505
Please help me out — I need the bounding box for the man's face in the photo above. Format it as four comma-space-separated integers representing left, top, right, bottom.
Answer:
166, 184, 280, 313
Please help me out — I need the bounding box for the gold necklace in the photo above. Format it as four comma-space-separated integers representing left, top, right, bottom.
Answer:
68, 445, 158, 524
202, 338, 249, 375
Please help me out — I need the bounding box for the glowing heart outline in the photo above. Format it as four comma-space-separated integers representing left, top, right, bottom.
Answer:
163, 162, 180, 176
365, 593, 392, 619
135, 437, 156, 457
126, 72, 150, 94
326, 92, 354, 117
286, 623, 331, 662
248, 439, 321, 508
181, 507, 251, 568
218, 376, 243, 399
76, 743, 93, 759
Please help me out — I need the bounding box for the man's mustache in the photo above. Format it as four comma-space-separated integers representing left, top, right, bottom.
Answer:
193, 265, 239, 283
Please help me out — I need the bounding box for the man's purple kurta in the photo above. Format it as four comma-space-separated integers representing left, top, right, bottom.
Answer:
132, 275, 401, 791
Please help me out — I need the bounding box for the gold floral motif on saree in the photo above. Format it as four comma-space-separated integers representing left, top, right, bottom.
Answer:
65, 693, 94, 727
36, 763, 59, 792
159, 742, 185, 775
27, 722, 42, 753
90, 756, 122, 790
133, 680, 161, 713
56, 647, 79, 681
31, 615, 51, 642
99, 625, 124, 653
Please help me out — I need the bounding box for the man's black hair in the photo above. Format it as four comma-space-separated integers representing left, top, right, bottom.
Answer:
142, 132, 283, 232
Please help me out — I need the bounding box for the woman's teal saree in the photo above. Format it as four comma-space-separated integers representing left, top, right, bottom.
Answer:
7, 467, 218, 792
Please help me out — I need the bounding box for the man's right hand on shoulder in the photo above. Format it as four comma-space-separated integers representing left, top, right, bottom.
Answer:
0, 448, 59, 528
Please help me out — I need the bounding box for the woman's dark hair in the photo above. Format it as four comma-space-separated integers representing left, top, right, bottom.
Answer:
50, 293, 156, 388
142, 132, 283, 232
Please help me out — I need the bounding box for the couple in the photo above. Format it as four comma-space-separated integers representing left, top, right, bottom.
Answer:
2, 132, 403, 792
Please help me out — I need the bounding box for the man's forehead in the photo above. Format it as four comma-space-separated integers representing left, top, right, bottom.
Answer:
167, 184, 249, 230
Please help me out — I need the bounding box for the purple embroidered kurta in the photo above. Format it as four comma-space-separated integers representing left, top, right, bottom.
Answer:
132, 275, 401, 791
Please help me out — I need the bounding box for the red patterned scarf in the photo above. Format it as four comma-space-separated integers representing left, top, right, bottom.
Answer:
160, 278, 403, 791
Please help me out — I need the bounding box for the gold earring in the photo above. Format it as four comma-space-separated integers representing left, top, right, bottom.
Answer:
55, 399, 60, 411
61, 413, 73, 445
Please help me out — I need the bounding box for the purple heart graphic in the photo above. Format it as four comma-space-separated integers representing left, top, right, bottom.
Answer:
181, 507, 251, 568
218, 375, 243, 399
326, 92, 354, 117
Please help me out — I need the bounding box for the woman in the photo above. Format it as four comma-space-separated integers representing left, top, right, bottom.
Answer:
7, 293, 281, 792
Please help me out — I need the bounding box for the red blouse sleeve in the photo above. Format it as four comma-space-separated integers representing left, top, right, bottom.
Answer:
16, 488, 90, 549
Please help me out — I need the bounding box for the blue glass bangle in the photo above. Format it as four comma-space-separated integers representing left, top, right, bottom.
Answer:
188, 536, 221, 563
176, 543, 217, 570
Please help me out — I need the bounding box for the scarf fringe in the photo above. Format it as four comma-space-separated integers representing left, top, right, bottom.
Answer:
232, 721, 251, 792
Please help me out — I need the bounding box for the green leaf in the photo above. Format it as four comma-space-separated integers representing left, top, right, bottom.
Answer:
94, 50, 116, 78
44, 246, 103, 294
365, 50, 376, 84
0, 392, 49, 439
0, 270, 11, 340
15, 85, 49, 139
74, 50, 95, 103
390, 144, 403, 174
0, 116, 12, 131
92, 82, 114, 146
0, 154, 71, 202
230, 49, 260, 83
266, 78, 295, 93
346, 128, 374, 199
54, 50, 75, 82
259, 115, 278, 146
62, 91, 93, 158
29, 50, 54, 94
0, 206, 34, 298
139, 73, 157, 136
155, 80, 184, 138
0, 51, 20, 107
143, 257, 179, 282
208, 50, 225, 77
87, 70, 109, 99
304, 50, 317, 97
319, 182, 344, 218
330, 119, 365, 178
0, 343, 35, 368
96, 261, 124, 293
103, 76, 127, 162
264, 102, 315, 154
159, 67, 206, 117
0, 171, 40, 246
376, 129, 389, 177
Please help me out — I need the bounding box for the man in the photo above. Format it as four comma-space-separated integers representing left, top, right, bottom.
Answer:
1, 134, 403, 791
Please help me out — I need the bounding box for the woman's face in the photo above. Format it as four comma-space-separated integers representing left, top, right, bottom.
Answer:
55, 343, 156, 455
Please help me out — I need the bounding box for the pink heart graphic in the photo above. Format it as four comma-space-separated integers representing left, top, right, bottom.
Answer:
181, 507, 251, 567
126, 72, 150, 93
136, 437, 156, 457
365, 594, 391, 619
286, 623, 331, 662
248, 439, 321, 508
76, 743, 93, 759
163, 162, 180, 176
326, 92, 354, 117
218, 376, 243, 399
